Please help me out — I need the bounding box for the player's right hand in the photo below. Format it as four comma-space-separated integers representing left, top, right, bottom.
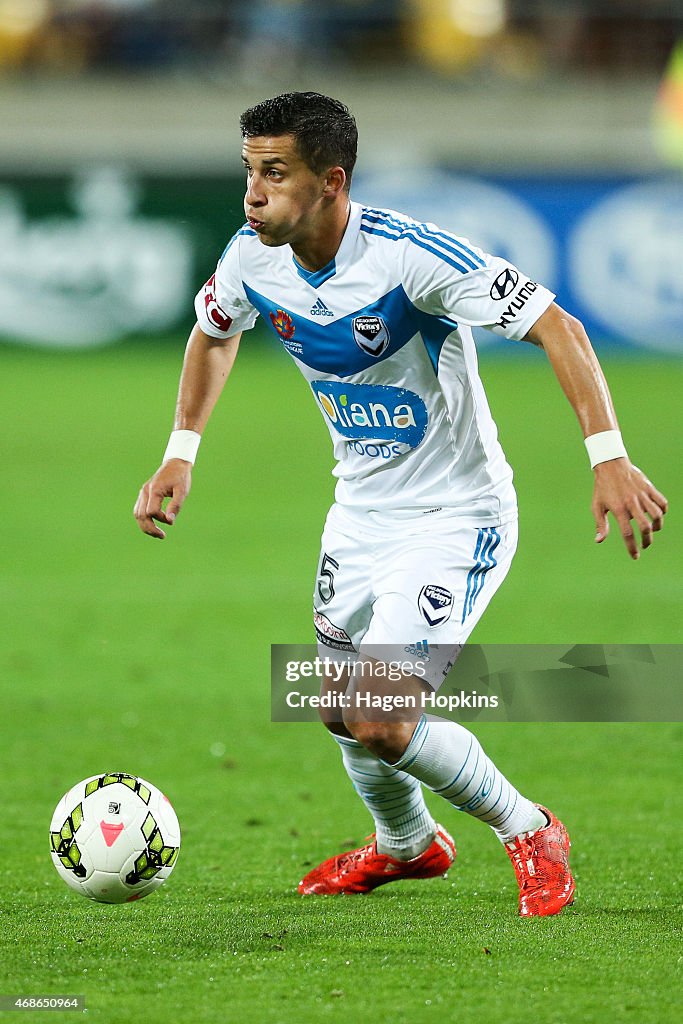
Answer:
133, 460, 192, 540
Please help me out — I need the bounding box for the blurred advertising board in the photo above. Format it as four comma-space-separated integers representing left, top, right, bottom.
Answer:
0, 167, 244, 350
1, 166, 680, 352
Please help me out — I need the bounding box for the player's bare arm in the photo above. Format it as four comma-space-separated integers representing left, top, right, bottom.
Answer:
526, 302, 668, 559
134, 323, 241, 540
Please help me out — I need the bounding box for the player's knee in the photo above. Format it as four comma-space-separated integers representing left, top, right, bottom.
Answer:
319, 714, 352, 740
342, 717, 411, 763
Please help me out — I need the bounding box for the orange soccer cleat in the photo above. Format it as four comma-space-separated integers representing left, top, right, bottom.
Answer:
505, 804, 575, 917
298, 825, 456, 895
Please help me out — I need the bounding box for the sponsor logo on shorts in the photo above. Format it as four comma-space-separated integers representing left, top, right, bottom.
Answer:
404, 640, 431, 662
490, 267, 519, 300
314, 611, 356, 652
311, 381, 428, 449
418, 585, 454, 627
352, 315, 390, 357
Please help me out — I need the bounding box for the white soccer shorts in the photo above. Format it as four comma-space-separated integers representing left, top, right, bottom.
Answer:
313, 503, 517, 689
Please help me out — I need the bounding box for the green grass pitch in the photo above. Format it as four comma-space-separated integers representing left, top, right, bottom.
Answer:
0, 337, 680, 1023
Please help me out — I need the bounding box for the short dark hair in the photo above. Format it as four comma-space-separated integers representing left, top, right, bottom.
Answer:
240, 92, 358, 188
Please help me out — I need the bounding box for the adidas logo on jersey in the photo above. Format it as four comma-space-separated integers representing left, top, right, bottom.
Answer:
310, 297, 334, 317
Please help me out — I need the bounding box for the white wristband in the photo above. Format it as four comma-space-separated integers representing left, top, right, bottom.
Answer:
163, 429, 201, 465
584, 430, 628, 469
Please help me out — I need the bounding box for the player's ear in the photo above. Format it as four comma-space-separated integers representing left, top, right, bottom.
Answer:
323, 166, 346, 197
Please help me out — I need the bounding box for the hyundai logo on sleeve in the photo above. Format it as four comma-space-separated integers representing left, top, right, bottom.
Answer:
490, 267, 519, 300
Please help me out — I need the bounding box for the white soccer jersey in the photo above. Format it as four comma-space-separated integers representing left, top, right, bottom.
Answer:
195, 202, 554, 522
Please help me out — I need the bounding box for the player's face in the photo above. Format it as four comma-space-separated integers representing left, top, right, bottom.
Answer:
241, 135, 330, 248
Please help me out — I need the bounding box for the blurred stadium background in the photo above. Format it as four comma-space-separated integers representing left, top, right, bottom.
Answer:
1, 4, 681, 1022
1, 1, 682, 350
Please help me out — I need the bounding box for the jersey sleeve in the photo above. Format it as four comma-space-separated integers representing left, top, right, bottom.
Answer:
194, 230, 260, 339
399, 224, 555, 341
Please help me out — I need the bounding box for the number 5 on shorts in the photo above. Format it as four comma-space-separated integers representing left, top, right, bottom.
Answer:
317, 553, 339, 605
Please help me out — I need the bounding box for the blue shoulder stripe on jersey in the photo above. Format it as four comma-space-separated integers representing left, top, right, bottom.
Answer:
361, 214, 482, 273
360, 221, 475, 275
363, 206, 486, 268
362, 207, 485, 271
361, 222, 473, 275
292, 255, 337, 288
219, 224, 257, 262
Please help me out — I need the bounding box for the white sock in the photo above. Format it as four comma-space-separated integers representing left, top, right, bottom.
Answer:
332, 733, 437, 860
391, 716, 546, 843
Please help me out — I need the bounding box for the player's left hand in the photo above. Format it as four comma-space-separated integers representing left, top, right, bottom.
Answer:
592, 459, 668, 559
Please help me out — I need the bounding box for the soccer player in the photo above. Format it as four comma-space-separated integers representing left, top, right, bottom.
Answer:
134, 92, 667, 916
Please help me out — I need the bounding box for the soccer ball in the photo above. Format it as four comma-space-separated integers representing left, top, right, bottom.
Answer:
50, 772, 181, 904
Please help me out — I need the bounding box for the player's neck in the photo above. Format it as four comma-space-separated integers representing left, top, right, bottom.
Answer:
290, 199, 351, 272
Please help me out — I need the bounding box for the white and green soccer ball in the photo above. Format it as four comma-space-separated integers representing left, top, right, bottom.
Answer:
50, 773, 181, 904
